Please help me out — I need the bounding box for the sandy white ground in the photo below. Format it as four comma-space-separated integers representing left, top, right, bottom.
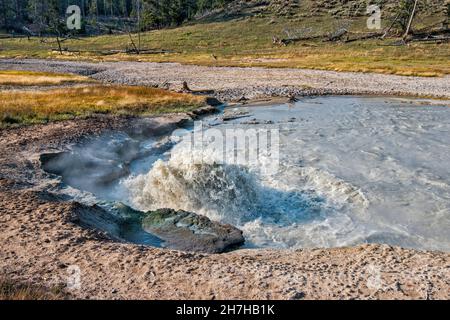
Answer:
0, 59, 449, 300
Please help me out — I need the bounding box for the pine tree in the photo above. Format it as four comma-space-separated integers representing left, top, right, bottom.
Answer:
0, 0, 234, 32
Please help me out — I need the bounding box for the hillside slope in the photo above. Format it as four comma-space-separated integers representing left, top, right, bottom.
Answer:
0, 0, 448, 77
196, 0, 447, 22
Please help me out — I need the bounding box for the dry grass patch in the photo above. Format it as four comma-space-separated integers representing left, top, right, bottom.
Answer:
0, 70, 96, 86
0, 277, 67, 300
0, 85, 206, 127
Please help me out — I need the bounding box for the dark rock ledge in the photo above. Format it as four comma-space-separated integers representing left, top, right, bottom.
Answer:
141, 208, 245, 253
74, 202, 245, 254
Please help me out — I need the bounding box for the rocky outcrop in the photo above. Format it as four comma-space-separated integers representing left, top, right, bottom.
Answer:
141, 208, 245, 253
82, 203, 245, 254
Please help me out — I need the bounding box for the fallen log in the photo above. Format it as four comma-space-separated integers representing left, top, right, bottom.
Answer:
0, 34, 28, 39
325, 29, 348, 42
344, 32, 384, 43
182, 81, 215, 95
409, 36, 450, 43
50, 48, 174, 55
273, 34, 324, 46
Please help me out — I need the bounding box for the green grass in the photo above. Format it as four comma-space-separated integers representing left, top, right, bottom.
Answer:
0, 84, 206, 128
1, 16, 449, 77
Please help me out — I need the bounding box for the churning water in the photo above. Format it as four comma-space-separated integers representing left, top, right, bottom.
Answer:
52, 96, 450, 251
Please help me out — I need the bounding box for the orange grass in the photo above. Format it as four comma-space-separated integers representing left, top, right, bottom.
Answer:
0, 85, 206, 127
0, 70, 95, 86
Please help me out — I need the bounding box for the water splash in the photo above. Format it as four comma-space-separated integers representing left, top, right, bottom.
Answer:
124, 141, 369, 248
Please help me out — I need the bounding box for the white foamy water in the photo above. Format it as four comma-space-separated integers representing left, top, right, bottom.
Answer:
123, 96, 450, 251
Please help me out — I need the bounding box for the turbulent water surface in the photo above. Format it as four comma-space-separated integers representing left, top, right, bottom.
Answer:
53, 96, 450, 251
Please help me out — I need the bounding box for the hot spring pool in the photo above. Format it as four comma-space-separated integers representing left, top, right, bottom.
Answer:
46, 96, 450, 252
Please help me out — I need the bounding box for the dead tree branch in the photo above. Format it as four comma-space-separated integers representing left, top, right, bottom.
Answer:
403, 0, 419, 40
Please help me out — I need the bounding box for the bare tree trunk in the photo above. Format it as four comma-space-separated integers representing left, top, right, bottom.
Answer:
128, 31, 138, 53
1, 0, 7, 29
81, 0, 85, 17
445, 2, 450, 29
382, 11, 401, 39
56, 34, 63, 54
137, 0, 141, 54
403, 0, 419, 40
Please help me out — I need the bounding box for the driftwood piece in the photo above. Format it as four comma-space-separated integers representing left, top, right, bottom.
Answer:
182, 81, 215, 95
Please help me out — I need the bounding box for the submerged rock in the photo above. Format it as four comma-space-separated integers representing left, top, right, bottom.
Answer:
70, 202, 244, 253
113, 204, 245, 253
141, 208, 245, 254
